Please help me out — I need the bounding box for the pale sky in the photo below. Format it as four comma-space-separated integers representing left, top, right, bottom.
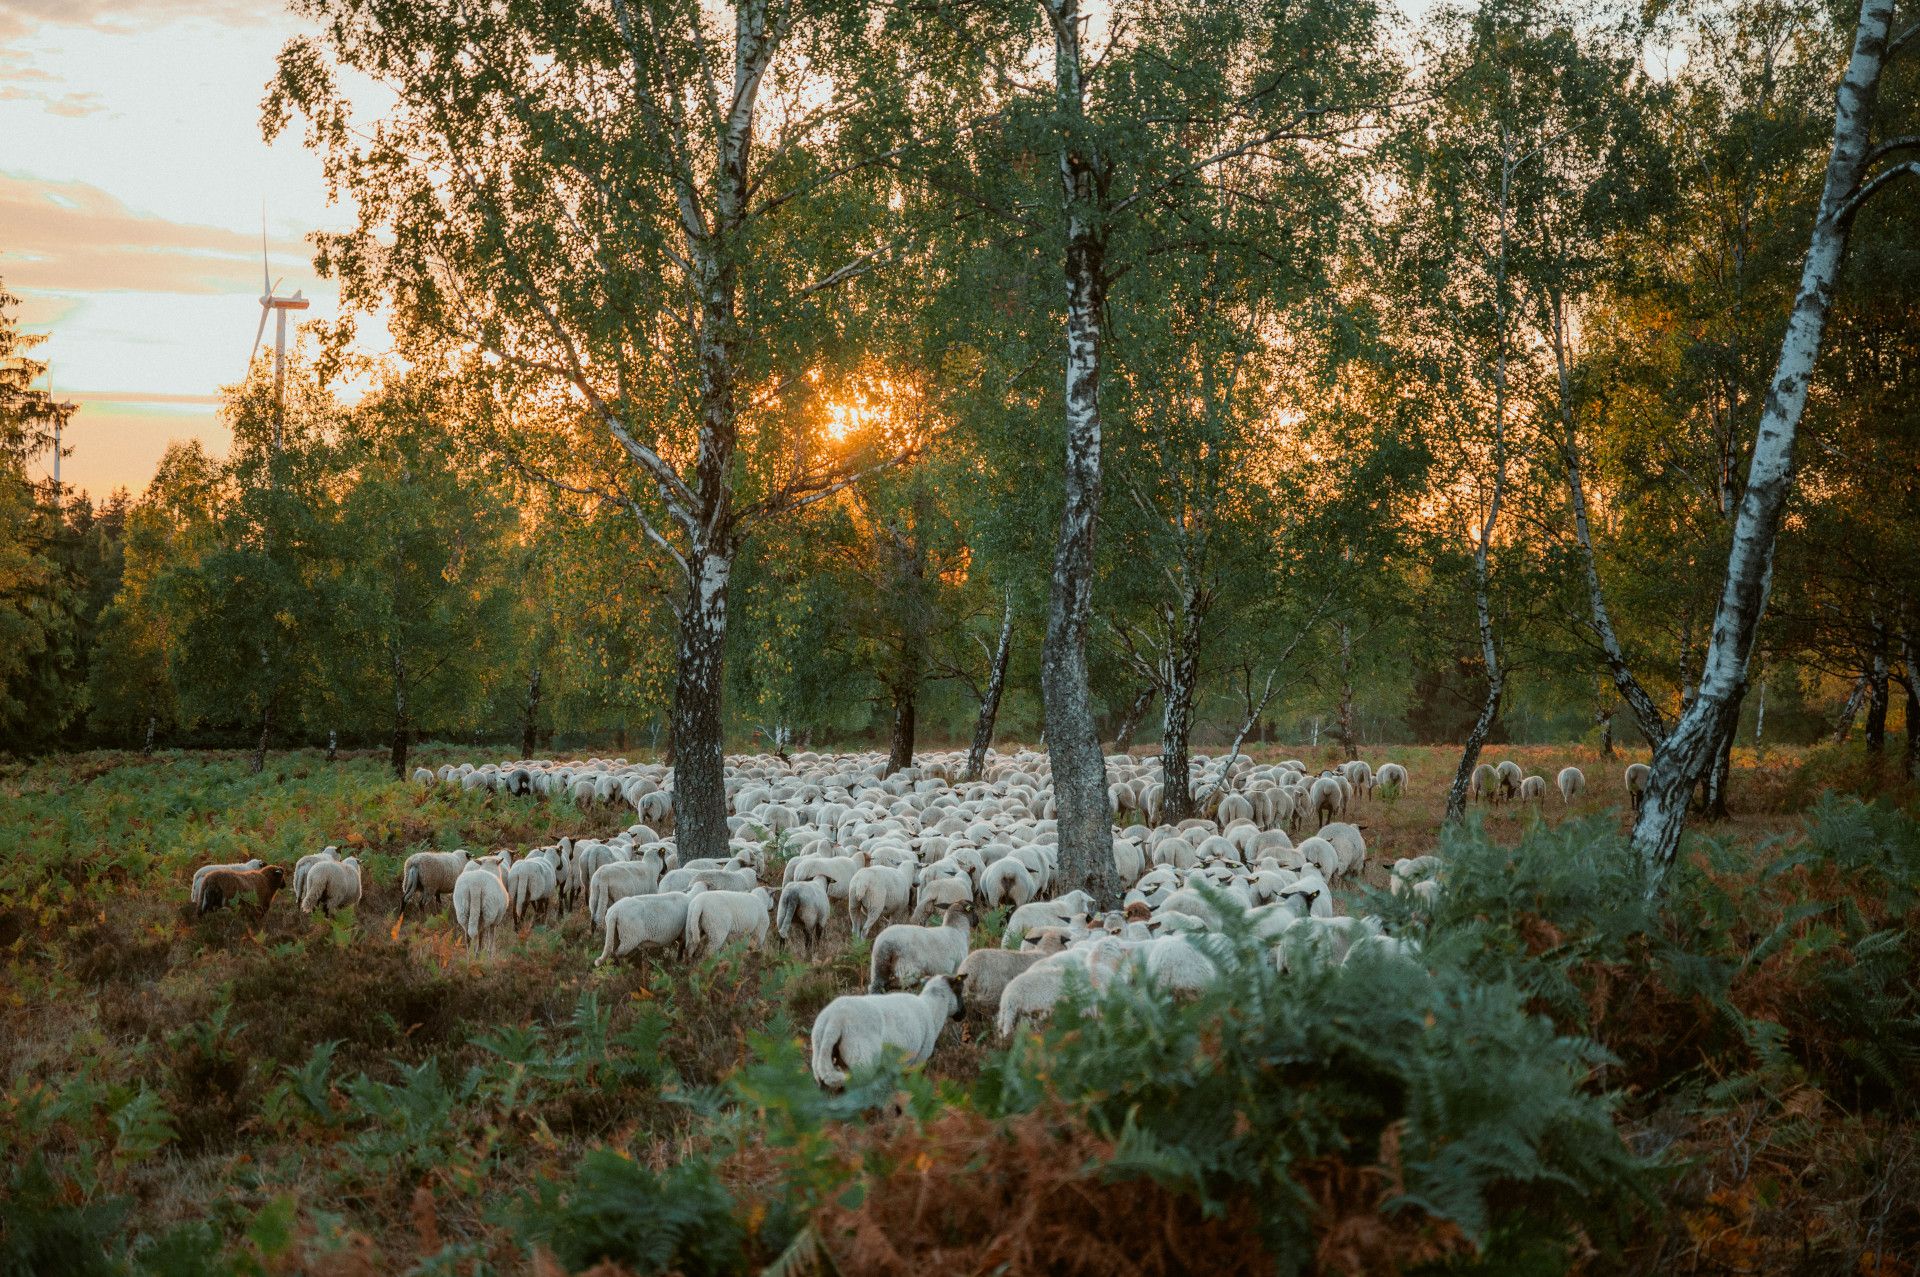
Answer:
1, 0, 357, 497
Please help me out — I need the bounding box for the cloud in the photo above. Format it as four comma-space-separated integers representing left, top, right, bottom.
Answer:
0, 0, 269, 40
0, 49, 104, 116
0, 171, 317, 297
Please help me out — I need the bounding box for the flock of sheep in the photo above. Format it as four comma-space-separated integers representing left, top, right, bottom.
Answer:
186, 749, 1642, 1089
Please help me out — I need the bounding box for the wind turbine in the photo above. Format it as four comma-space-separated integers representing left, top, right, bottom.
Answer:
247, 216, 310, 452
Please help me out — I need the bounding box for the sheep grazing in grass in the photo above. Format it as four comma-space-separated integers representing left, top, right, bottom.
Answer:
1002, 890, 1096, 948
401, 850, 470, 916
1495, 759, 1523, 801
809, 975, 962, 1089
199, 865, 287, 915
1390, 855, 1442, 896
683, 887, 774, 960
911, 873, 973, 924
1315, 823, 1367, 879
412, 767, 436, 786
1624, 763, 1651, 813
1551, 760, 1582, 802
1308, 775, 1345, 826
870, 904, 973, 994
977, 856, 1038, 909
191, 858, 264, 908
1376, 762, 1408, 794
776, 878, 831, 955
453, 856, 512, 957
1342, 760, 1375, 799
1470, 762, 1497, 803
291, 846, 340, 904
596, 889, 703, 966
954, 949, 1048, 1020
300, 857, 363, 917
1518, 775, 1548, 803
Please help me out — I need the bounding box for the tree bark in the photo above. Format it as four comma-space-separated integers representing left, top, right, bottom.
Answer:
885, 681, 917, 776
1904, 630, 1917, 781
391, 724, 411, 779
672, 543, 733, 862
1159, 642, 1200, 825
1598, 707, 1615, 758
1335, 621, 1357, 761
1110, 683, 1156, 755
965, 594, 1015, 782
251, 698, 274, 775
143, 715, 156, 755
1865, 631, 1889, 754
1834, 676, 1868, 742
1040, 0, 1118, 906
1633, 0, 1897, 887
520, 662, 543, 760
327, 729, 338, 763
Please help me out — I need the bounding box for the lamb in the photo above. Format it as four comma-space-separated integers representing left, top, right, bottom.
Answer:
299, 857, 363, 916
596, 888, 704, 966
452, 856, 512, 956
776, 878, 831, 955
809, 975, 962, 1089
1624, 763, 1651, 813
847, 861, 915, 937
401, 850, 470, 915
683, 887, 774, 960
198, 865, 287, 915
1557, 765, 1586, 805
290, 846, 340, 903
870, 904, 973, 993
589, 859, 663, 928
954, 949, 1048, 1019
190, 858, 264, 907
1518, 775, 1548, 803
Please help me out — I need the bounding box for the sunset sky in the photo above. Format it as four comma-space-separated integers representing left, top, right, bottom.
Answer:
2, 0, 356, 497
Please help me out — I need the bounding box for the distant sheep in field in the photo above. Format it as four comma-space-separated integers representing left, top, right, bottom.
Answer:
955, 949, 1048, 1020
412, 767, 435, 786
1624, 763, 1651, 813
1308, 775, 1345, 826
1495, 760, 1523, 800
300, 857, 363, 917
453, 855, 513, 957
507, 851, 560, 926
809, 975, 962, 1089
1470, 763, 1497, 802
1558, 766, 1585, 804
1518, 775, 1548, 803
1376, 762, 1408, 794
198, 864, 287, 915
291, 846, 339, 903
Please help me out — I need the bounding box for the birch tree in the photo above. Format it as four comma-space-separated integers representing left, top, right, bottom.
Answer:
269, 0, 930, 859
1633, 0, 1918, 885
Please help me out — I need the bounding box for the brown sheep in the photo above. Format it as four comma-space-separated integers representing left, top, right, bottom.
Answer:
198, 865, 288, 915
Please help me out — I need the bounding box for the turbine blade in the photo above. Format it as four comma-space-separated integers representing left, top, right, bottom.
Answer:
261, 207, 271, 294
269, 277, 284, 299
247, 304, 270, 379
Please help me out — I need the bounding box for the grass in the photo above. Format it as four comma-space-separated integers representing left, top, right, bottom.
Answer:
0, 740, 1913, 1275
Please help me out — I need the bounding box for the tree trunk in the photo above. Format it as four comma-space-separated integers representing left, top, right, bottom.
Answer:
1110, 684, 1156, 755
1159, 665, 1198, 825
326, 729, 338, 762
1598, 707, 1615, 759
1834, 676, 1868, 743
251, 698, 274, 775
672, 544, 733, 863
1865, 636, 1889, 755
520, 662, 543, 759
1041, 0, 1119, 906
1633, 0, 1895, 887
391, 724, 411, 779
1704, 721, 1735, 819
1335, 621, 1357, 761
143, 715, 156, 755
965, 594, 1015, 782
885, 682, 917, 776
1904, 631, 1917, 781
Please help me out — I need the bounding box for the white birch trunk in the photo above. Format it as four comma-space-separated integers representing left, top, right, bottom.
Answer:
1632, 0, 1899, 885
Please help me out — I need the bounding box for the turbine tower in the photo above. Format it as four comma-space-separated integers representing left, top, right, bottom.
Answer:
247, 217, 310, 452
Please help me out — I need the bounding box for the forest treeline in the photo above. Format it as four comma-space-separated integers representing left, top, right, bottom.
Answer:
1, 0, 1914, 843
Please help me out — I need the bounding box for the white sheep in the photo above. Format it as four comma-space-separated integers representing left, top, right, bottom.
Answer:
507, 852, 560, 926
659, 865, 757, 895
1376, 762, 1408, 793
809, 975, 962, 1089
412, 767, 436, 786
300, 856, 363, 917
1315, 822, 1367, 878
589, 859, 663, 928
683, 887, 774, 960
912, 873, 973, 923
1557, 766, 1586, 805
290, 846, 339, 904
776, 878, 831, 955
1002, 890, 1096, 948
1518, 775, 1548, 803
1471, 762, 1498, 802
954, 948, 1048, 1019
870, 905, 973, 993
401, 850, 470, 915
596, 888, 704, 966
1624, 763, 1651, 812
452, 855, 512, 956
1495, 759, 1523, 801
1308, 775, 1344, 826
847, 861, 914, 937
